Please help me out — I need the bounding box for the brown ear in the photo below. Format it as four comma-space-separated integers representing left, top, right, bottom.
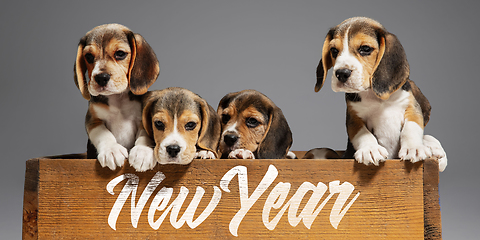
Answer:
217, 91, 240, 115
315, 29, 335, 92
197, 97, 222, 157
371, 31, 409, 100
141, 91, 156, 138
408, 80, 431, 126
74, 37, 90, 100
127, 32, 159, 95
256, 106, 293, 159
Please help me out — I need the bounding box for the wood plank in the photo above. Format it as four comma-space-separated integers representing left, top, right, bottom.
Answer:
23, 159, 39, 240
423, 159, 442, 239
23, 154, 439, 239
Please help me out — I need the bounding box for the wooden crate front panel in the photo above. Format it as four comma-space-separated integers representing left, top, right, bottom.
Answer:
25, 158, 430, 239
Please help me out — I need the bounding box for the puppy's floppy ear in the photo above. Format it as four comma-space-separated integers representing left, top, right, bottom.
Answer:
371, 30, 409, 100
141, 91, 157, 138
196, 97, 221, 157
408, 80, 431, 126
315, 29, 335, 92
217, 91, 240, 115
127, 32, 160, 95
257, 106, 293, 159
74, 36, 90, 100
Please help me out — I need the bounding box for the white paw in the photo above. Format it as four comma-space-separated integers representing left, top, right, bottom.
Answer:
97, 143, 128, 170
399, 143, 432, 163
423, 135, 448, 172
354, 144, 389, 166
128, 145, 156, 172
436, 155, 448, 172
228, 149, 255, 159
286, 151, 297, 159
195, 150, 216, 159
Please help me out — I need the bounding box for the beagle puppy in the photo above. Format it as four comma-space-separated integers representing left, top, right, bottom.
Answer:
74, 23, 160, 171
315, 17, 447, 171
141, 87, 221, 165
302, 148, 340, 159
217, 89, 295, 159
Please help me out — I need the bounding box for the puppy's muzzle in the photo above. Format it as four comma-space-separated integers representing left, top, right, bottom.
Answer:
166, 144, 181, 158
95, 73, 110, 87
335, 69, 352, 83
224, 134, 238, 146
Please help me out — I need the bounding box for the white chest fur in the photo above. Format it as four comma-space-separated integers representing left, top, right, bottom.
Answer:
92, 95, 142, 150
350, 90, 410, 158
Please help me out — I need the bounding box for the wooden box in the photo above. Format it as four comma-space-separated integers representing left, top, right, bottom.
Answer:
23, 151, 441, 239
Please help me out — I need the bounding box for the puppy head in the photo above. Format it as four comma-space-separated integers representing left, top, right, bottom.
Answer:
74, 23, 159, 100
217, 90, 293, 159
142, 88, 221, 165
315, 17, 409, 100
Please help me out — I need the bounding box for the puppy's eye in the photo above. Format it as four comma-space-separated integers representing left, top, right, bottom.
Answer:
358, 45, 373, 56
154, 121, 165, 131
245, 117, 260, 128
114, 50, 127, 60
330, 48, 339, 58
185, 122, 197, 131
85, 53, 95, 64
222, 114, 230, 125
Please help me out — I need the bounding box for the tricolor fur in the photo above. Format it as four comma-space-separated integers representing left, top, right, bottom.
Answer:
217, 89, 295, 159
315, 17, 446, 171
74, 23, 160, 171
142, 87, 221, 165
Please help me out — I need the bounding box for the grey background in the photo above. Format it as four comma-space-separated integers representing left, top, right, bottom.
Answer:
0, 0, 478, 238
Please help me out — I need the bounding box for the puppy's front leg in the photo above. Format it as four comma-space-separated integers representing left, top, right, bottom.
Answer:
347, 109, 388, 166
88, 124, 128, 170
129, 128, 156, 172
398, 104, 432, 163
195, 150, 216, 159
228, 149, 255, 159
286, 151, 297, 159
423, 135, 447, 172
398, 121, 432, 163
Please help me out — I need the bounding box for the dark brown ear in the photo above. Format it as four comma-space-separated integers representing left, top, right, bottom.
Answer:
196, 97, 222, 157
141, 91, 157, 138
408, 80, 431, 126
371, 31, 409, 100
315, 29, 335, 92
217, 91, 240, 115
74, 37, 90, 100
127, 32, 159, 95
256, 106, 293, 159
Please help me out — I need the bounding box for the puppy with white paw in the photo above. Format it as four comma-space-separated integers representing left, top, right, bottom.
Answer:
74, 23, 159, 170
140, 87, 221, 167
315, 17, 447, 171
217, 89, 295, 159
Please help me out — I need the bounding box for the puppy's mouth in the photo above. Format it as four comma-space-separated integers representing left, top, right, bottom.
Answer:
88, 74, 129, 96
157, 155, 188, 165
156, 146, 194, 165
331, 77, 368, 93
89, 85, 126, 96
330, 67, 369, 93
164, 156, 180, 163
333, 82, 361, 93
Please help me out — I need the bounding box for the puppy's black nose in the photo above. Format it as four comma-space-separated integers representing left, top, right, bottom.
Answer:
335, 69, 352, 83
166, 145, 181, 158
224, 134, 238, 146
95, 73, 110, 87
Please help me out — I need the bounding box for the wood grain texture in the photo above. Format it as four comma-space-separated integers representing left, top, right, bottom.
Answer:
23, 159, 39, 240
423, 159, 442, 239
22, 153, 441, 239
